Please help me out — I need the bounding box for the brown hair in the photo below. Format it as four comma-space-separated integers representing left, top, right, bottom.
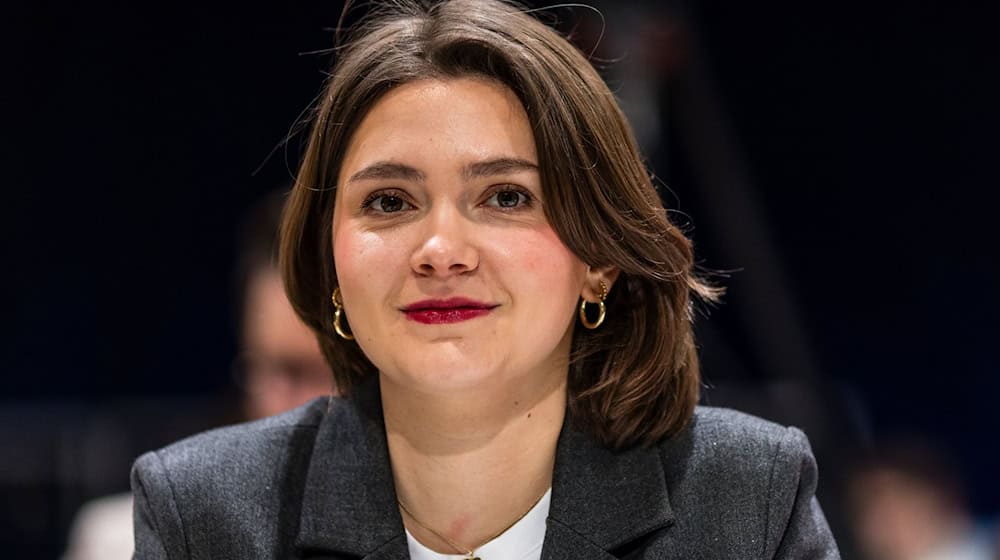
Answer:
280, 0, 719, 449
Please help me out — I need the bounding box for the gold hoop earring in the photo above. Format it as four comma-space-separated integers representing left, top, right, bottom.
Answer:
579, 280, 608, 330
331, 287, 354, 340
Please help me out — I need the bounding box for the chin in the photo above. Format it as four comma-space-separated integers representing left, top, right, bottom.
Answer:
383, 353, 509, 393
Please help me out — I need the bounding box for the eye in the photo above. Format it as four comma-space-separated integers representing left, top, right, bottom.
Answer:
361, 191, 412, 214
484, 187, 533, 209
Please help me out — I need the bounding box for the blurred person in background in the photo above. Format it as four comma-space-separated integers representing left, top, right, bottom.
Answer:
62, 191, 335, 560
849, 441, 996, 560
232, 191, 337, 421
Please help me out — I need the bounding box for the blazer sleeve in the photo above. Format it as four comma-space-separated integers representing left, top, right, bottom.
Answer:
131, 451, 189, 560
763, 427, 841, 560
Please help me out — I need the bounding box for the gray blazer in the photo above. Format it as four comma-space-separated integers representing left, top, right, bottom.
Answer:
131, 380, 840, 559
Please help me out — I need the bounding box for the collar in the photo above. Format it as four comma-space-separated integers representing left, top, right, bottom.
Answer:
295, 377, 407, 558
543, 423, 675, 558
295, 378, 675, 559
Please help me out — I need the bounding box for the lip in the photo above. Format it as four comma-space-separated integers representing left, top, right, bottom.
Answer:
401, 297, 499, 324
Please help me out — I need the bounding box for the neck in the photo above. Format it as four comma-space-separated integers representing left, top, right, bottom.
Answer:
382, 372, 566, 554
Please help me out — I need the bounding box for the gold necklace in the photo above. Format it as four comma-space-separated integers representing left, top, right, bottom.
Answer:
398, 488, 549, 560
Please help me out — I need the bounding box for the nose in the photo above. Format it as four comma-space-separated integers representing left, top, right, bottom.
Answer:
409, 204, 479, 278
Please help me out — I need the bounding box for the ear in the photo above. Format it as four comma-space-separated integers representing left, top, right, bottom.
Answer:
581, 265, 621, 302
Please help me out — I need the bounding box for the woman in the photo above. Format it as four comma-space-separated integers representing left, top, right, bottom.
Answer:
132, 1, 840, 558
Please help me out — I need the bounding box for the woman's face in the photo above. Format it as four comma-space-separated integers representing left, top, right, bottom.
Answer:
332, 77, 589, 395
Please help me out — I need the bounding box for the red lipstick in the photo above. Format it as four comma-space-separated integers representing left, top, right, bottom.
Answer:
402, 298, 497, 324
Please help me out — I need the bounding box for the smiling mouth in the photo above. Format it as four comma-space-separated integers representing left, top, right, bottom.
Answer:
402, 298, 499, 325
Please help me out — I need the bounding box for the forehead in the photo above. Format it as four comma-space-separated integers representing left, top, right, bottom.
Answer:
337, 77, 537, 180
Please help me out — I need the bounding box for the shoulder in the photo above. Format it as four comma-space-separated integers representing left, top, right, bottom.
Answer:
134, 397, 330, 480
660, 405, 816, 498
654, 406, 833, 558
682, 405, 813, 466
130, 397, 340, 558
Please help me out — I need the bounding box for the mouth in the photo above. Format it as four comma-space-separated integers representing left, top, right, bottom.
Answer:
401, 297, 499, 325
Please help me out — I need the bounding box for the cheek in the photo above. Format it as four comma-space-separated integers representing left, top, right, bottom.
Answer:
504, 225, 587, 305
332, 225, 401, 307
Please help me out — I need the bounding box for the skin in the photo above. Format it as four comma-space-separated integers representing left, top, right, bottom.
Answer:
852, 469, 971, 560
332, 77, 617, 552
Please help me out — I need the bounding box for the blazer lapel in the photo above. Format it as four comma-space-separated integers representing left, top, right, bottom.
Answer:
293, 379, 674, 559
295, 377, 406, 559
542, 426, 675, 559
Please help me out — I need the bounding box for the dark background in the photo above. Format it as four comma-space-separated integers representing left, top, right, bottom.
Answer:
5, 0, 997, 556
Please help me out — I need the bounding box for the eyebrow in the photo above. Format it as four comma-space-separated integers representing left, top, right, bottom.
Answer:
347, 161, 425, 184
346, 157, 538, 185
462, 157, 538, 180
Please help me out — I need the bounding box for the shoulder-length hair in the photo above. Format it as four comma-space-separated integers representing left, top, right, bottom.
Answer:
280, 0, 719, 450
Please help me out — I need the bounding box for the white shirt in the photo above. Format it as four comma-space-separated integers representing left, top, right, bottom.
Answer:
62, 492, 134, 560
405, 488, 551, 560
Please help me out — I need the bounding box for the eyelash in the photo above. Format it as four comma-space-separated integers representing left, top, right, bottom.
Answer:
359, 185, 535, 215
484, 185, 535, 210
360, 189, 411, 214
